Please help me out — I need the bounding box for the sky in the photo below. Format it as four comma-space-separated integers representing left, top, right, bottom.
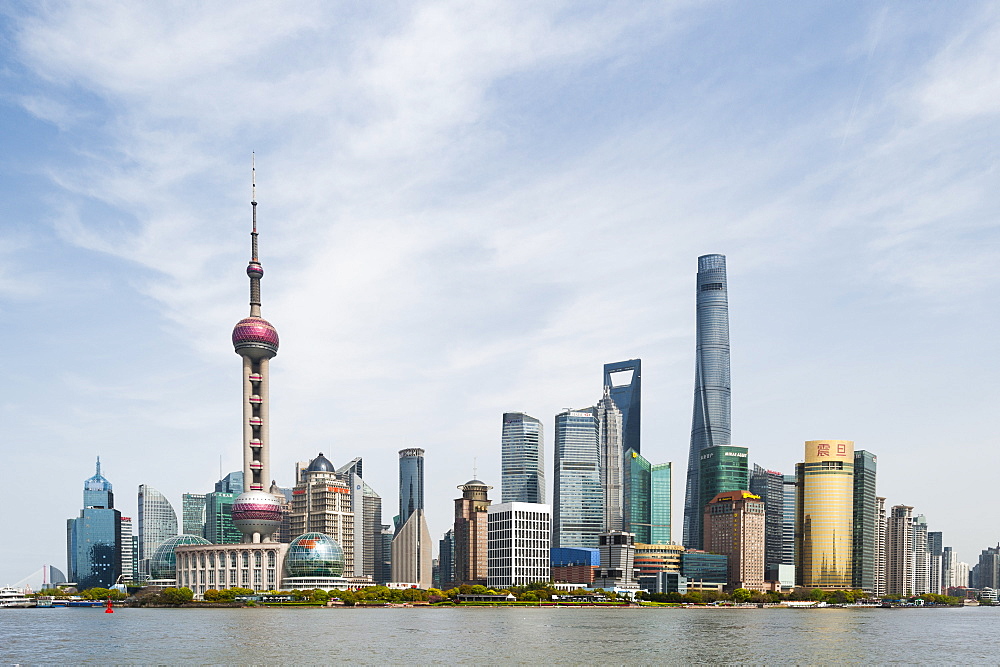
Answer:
2, 1, 999, 586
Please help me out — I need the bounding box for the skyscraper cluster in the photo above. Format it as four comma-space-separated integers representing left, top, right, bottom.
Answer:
58, 191, 974, 601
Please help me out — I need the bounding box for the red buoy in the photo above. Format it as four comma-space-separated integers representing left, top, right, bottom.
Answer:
105, 597, 114, 613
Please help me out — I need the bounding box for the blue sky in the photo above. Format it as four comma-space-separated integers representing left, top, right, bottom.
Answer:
2, 1, 999, 586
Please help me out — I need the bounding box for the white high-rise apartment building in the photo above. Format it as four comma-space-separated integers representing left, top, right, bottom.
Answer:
886, 505, 912, 596
487, 502, 550, 589
874, 497, 887, 597
911, 515, 929, 596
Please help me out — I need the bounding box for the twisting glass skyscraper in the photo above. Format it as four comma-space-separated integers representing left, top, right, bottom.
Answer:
501, 412, 544, 504
683, 253, 731, 549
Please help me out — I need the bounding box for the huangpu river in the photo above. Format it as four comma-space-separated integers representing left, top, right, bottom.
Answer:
4, 605, 1000, 664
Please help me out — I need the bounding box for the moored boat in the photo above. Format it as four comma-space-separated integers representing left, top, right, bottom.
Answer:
0, 587, 35, 608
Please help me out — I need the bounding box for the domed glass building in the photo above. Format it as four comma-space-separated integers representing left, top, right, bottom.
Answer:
149, 534, 211, 582
284, 532, 344, 578
282, 532, 349, 591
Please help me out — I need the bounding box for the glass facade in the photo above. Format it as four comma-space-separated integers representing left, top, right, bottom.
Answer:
396, 448, 424, 533
681, 552, 728, 585
182, 493, 207, 538
149, 534, 211, 580
782, 475, 796, 566
650, 463, 672, 544
501, 412, 544, 504
852, 450, 877, 592
284, 532, 345, 577
83, 457, 114, 510
215, 471, 244, 494
438, 528, 455, 587
623, 449, 651, 543
750, 464, 786, 570
205, 492, 241, 544
697, 445, 748, 549
597, 390, 624, 532
138, 484, 179, 579
67, 509, 121, 590
603, 359, 641, 454
684, 254, 732, 549
552, 408, 603, 548
795, 440, 855, 589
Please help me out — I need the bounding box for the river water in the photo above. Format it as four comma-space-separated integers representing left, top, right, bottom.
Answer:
3, 605, 999, 664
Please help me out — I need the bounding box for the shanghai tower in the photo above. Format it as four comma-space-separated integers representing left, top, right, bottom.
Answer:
682, 253, 731, 549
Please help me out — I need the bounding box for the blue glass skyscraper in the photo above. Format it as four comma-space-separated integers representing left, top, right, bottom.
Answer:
395, 448, 425, 533
552, 408, 603, 548
67, 457, 122, 590
501, 412, 544, 504
603, 359, 641, 454
683, 253, 731, 549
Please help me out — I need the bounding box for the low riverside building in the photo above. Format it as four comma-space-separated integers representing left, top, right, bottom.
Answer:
681, 550, 727, 592
550, 547, 599, 586
634, 543, 684, 590
175, 542, 288, 596
487, 502, 551, 589
592, 531, 640, 594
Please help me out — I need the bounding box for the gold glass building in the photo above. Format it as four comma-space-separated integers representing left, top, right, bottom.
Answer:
795, 440, 854, 589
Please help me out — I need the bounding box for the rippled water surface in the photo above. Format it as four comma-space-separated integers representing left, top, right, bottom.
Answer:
3, 606, 1000, 664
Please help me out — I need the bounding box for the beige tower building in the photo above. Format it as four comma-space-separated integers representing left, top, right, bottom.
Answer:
795, 439, 855, 589
885, 504, 913, 596
391, 509, 432, 589
704, 490, 766, 592
289, 453, 355, 576
452, 480, 492, 587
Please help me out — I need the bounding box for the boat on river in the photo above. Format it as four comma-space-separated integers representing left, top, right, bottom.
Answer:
0, 587, 35, 608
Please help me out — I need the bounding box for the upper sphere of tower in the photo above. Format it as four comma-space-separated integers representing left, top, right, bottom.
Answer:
232, 316, 279, 358
247, 262, 264, 279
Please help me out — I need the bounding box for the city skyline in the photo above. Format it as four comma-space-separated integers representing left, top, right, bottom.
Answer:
3, 3, 1000, 584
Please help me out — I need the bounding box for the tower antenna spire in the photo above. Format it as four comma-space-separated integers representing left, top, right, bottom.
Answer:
247, 153, 263, 316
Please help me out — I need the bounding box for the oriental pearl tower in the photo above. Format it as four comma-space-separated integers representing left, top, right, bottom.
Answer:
229, 158, 284, 543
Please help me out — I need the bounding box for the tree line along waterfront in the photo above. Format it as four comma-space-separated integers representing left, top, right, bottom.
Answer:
30, 583, 969, 608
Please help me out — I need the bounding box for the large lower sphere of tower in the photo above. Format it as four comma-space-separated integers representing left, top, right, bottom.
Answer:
232, 317, 279, 359
232, 490, 283, 539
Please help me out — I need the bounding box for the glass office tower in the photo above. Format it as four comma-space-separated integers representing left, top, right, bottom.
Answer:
501, 412, 544, 504
650, 463, 672, 544
552, 408, 603, 548
697, 445, 748, 549
67, 458, 122, 590
852, 450, 878, 593
396, 448, 425, 533
749, 464, 786, 572
137, 485, 178, 580
182, 493, 207, 538
624, 452, 672, 545
603, 359, 641, 454
683, 254, 732, 549
795, 440, 855, 589
623, 449, 651, 543
782, 474, 797, 566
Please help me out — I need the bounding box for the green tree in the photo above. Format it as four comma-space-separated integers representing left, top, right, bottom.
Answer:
203, 589, 221, 601
161, 587, 194, 604
732, 588, 752, 603
82, 587, 111, 600
309, 589, 330, 603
